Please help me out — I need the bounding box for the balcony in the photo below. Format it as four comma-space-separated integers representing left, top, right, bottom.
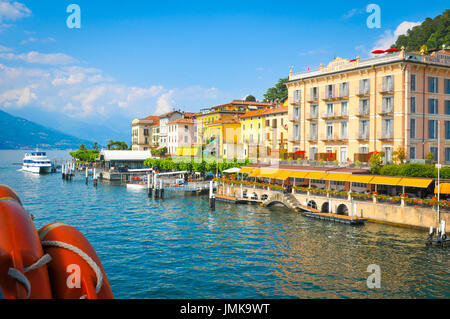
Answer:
308, 134, 318, 142
380, 85, 394, 95
307, 94, 319, 102
357, 107, 370, 117
378, 131, 394, 141
322, 111, 337, 119
291, 98, 301, 106
378, 107, 394, 116
307, 112, 318, 120
357, 132, 369, 140
322, 92, 337, 101
321, 133, 347, 142
356, 88, 370, 97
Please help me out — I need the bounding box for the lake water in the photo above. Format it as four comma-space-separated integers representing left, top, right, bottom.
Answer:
0, 150, 448, 298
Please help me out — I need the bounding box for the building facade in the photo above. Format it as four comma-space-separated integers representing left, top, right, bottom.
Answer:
286, 47, 450, 164
158, 111, 184, 149
167, 118, 196, 156
131, 116, 159, 151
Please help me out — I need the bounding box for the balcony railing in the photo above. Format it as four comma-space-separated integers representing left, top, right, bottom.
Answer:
307, 112, 318, 120
379, 131, 394, 140
358, 107, 370, 117
379, 107, 394, 115
358, 132, 369, 140
322, 111, 336, 119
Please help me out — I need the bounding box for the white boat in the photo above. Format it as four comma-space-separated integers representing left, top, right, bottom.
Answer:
126, 183, 148, 190
22, 151, 52, 174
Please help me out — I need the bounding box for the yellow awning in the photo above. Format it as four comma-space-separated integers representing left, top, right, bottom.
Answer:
325, 173, 352, 182
370, 176, 402, 186
248, 168, 261, 177
239, 167, 255, 174
398, 178, 433, 188
305, 172, 327, 180
434, 183, 450, 194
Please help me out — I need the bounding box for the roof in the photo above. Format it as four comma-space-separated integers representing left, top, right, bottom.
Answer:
183, 112, 202, 119
168, 118, 195, 125
240, 106, 288, 119
100, 150, 152, 161
158, 110, 183, 118
211, 100, 272, 110
206, 116, 240, 125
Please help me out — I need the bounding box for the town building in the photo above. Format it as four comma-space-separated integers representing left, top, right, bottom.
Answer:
158, 110, 184, 149
167, 117, 196, 156
286, 46, 450, 164
240, 103, 288, 161
131, 116, 159, 151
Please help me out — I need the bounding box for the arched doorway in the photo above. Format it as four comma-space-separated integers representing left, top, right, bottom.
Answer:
336, 204, 349, 215
321, 202, 329, 213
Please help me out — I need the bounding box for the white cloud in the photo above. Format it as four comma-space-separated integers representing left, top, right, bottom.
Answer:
372, 21, 422, 52
0, 44, 12, 51
0, 0, 31, 22
117, 86, 164, 108
0, 86, 36, 107
155, 91, 174, 115
20, 37, 56, 45
52, 72, 86, 86
0, 51, 78, 65
342, 8, 364, 19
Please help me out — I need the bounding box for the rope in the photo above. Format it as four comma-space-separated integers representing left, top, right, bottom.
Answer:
7, 253, 52, 298
41, 240, 103, 296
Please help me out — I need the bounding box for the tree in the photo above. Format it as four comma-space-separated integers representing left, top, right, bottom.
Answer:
245, 95, 256, 102
369, 152, 385, 174
426, 151, 435, 161
263, 77, 288, 102
80, 144, 87, 150
93, 142, 99, 151
107, 140, 128, 150
392, 9, 450, 52
392, 147, 407, 164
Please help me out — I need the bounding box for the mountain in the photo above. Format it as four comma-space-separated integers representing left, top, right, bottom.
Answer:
393, 9, 450, 51
0, 109, 94, 150
7, 107, 130, 147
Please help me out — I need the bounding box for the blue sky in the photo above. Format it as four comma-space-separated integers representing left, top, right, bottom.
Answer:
0, 0, 448, 132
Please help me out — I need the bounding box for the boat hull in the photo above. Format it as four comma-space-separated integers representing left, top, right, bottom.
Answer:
22, 165, 52, 174
126, 183, 147, 190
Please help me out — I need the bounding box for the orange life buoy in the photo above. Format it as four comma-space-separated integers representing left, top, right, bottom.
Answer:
0, 199, 53, 299
38, 223, 113, 299
0, 185, 22, 205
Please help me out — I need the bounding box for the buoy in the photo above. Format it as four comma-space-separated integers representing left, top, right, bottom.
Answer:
0, 200, 53, 299
38, 223, 113, 299
0, 185, 22, 205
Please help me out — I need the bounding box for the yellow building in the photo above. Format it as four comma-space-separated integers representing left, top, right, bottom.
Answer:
240, 104, 288, 161
287, 47, 450, 164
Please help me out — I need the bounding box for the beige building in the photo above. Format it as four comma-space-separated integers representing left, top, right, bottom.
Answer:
131, 116, 159, 151
287, 47, 450, 164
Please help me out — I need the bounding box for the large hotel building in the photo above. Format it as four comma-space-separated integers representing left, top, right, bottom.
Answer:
287, 46, 450, 164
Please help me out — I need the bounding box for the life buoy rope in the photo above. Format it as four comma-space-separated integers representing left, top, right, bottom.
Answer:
41, 240, 104, 297
7, 253, 52, 298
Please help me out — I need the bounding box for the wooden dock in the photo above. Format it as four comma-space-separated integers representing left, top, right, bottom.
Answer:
303, 211, 366, 225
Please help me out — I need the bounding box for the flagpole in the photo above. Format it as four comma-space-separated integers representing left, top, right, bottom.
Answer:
437, 120, 440, 231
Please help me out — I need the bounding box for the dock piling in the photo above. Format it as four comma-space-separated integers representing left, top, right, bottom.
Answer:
209, 180, 215, 211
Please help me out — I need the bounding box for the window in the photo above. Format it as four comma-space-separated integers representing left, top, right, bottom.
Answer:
359, 146, 369, 153
410, 96, 416, 113
382, 75, 394, 92
272, 119, 277, 128
410, 146, 416, 160
310, 87, 318, 100
446, 148, 450, 164
410, 119, 416, 139
429, 98, 438, 114
310, 123, 317, 140
430, 147, 438, 161
446, 121, 450, 140
310, 104, 318, 118
382, 119, 393, 138
294, 89, 301, 103
294, 124, 300, 141
429, 77, 438, 93
326, 122, 333, 139
341, 121, 347, 139
446, 101, 450, 115
340, 82, 349, 97
359, 79, 370, 95
327, 103, 333, 116
411, 74, 416, 91
382, 96, 393, 113
341, 102, 348, 116
308, 146, 316, 160
294, 107, 300, 120
428, 120, 437, 139
383, 147, 393, 163
326, 85, 334, 99
359, 99, 369, 115
359, 120, 369, 139
184, 136, 188, 143
446, 79, 450, 94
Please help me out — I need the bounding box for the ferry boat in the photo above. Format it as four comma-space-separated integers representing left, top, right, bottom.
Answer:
22, 151, 52, 174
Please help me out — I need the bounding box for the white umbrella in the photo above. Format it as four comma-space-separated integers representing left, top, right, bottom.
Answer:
222, 167, 240, 174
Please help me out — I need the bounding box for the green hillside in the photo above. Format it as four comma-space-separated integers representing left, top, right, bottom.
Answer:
393, 9, 450, 51
0, 109, 93, 150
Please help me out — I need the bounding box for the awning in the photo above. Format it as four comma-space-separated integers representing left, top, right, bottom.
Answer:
239, 167, 255, 174
305, 172, 327, 180
398, 178, 433, 188
223, 167, 240, 174
325, 173, 353, 182
370, 176, 402, 186
434, 183, 450, 194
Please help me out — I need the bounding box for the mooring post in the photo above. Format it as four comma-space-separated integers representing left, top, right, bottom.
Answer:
209, 180, 215, 210
147, 173, 152, 198
93, 168, 97, 187
85, 166, 88, 185
154, 174, 159, 198
160, 179, 164, 199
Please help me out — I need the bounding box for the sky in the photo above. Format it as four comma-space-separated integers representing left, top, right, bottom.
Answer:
0, 0, 448, 133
